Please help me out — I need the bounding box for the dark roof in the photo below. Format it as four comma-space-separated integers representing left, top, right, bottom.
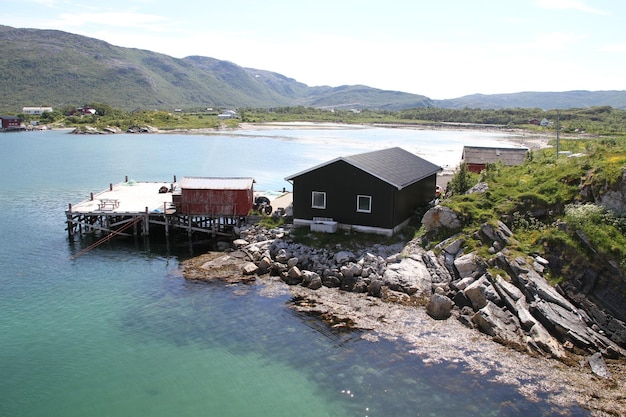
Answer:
286, 147, 442, 190
462, 146, 528, 166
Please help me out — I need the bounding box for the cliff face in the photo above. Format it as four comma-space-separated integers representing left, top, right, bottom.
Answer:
581, 167, 626, 215
561, 167, 626, 322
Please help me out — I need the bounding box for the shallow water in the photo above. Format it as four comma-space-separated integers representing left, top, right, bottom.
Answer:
0, 128, 587, 416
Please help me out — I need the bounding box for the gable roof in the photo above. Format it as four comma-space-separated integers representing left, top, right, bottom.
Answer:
462, 146, 528, 166
285, 147, 442, 190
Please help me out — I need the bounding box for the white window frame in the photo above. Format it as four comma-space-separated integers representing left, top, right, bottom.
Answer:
356, 195, 372, 213
311, 191, 326, 209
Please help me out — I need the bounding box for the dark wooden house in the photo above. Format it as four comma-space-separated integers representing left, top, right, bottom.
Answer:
173, 177, 254, 216
285, 147, 442, 236
0, 116, 22, 130
461, 146, 529, 173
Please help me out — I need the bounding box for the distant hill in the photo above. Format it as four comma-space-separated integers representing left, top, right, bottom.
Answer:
0, 25, 624, 113
0, 25, 431, 112
434, 90, 626, 110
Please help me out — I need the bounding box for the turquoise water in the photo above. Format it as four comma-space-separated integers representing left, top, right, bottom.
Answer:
0, 128, 587, 416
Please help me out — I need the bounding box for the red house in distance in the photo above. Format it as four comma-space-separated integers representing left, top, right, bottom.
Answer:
461, 146, 529, 174
0, 116, 22, 130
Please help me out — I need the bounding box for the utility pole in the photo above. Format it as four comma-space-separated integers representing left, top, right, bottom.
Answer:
556, 110, 560, 158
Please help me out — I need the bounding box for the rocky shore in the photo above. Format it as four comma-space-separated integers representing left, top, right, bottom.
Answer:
182, 220, 626, 416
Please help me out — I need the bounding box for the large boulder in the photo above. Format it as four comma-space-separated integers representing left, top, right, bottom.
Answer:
463, 275, 489, 310
471, 301, 525, 348
421, 205, 462, 232
426, 291, 454, 320
454, 252, 483, 279
382, 255, 432, 296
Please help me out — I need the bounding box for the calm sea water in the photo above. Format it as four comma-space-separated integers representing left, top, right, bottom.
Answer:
0, 127, 587, 417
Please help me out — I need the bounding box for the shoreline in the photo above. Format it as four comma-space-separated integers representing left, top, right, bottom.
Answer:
183, 243, 626, 417
236, 121, 555, 149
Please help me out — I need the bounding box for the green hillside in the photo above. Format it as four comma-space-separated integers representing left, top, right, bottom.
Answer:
0, 25, 431, 112
435, 90, 626, 110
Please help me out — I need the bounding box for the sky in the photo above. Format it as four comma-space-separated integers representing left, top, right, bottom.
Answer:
1, 0, 625, 99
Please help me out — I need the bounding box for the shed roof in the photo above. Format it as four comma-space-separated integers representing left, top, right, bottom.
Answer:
285, 147, 442, 190
179, 177, 254, 190
462, 146, 528, 166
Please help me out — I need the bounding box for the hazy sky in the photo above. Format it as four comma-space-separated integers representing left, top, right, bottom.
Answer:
2, 0, 625, 99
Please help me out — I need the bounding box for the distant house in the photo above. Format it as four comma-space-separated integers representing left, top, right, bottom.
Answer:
173, 177, 254, 216
0, 116, 23, 130
461, 146, 529, 174
22, 106, 53, 115
285, 147, 442, 236
217, 110, 238, 119
69, 107, 97, 116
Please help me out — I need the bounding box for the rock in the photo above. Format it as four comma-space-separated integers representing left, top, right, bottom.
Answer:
466, 182, 488, 194
257, 256, 272, 275
241, 262, 258, 275
463, 275, 489, 310
385, 253, 402, 263
335, 250, 355, 264
587, 352, 611, 378
270, 262, 288, 276
435, 234, 464, 256
367, 279, 383, 297
530, 299, 625, 356
308, 275, 323, 290
421, 250, 453, 284
340, 275, 358, 292
426, 292, 454, 320
275, 248, 290, 263
340, 262, 362, 278
421, 205, 462, 232
383, 256, 432, 296
232, 238, 249, 248
528, 320, 567, 359
302, 270, 322, 290
454, 252, 483, 279
452, 276, 475, 291
452, 291, 473, 309
471, 301, 525, 348
504, 257, 577, 312
282, 266, 303, 285
287, 257, 299, 268
322, 275, 341, 288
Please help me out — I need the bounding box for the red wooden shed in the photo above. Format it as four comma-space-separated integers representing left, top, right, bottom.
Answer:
0, 116, 22, 130
174, 177, 254, 216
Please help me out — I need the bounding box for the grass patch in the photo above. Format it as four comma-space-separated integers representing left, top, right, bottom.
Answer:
440, 136, 626, 277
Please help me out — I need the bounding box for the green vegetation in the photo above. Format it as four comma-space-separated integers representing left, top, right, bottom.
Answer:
241, 106, 626, 136
428, 137, 626, 275
32, 104, 626, 137
3, 25, 626, 114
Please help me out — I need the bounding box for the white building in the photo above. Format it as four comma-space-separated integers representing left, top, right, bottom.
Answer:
22, 106, 53, 115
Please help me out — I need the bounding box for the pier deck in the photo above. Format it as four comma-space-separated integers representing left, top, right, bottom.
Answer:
66, 177, 293, 248
66, 179, 245, 242
70, 181, 174, 215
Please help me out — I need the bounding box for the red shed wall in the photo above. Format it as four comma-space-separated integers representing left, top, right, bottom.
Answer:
466, 163, 485, 174
179, 188, 253, 216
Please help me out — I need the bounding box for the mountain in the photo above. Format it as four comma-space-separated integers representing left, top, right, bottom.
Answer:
1, 24, 624, 112
434, 90, 626, 110
0, 25, 431, 112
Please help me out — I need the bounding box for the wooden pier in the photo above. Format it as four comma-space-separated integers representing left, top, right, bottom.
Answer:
65, 176, 247, 242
